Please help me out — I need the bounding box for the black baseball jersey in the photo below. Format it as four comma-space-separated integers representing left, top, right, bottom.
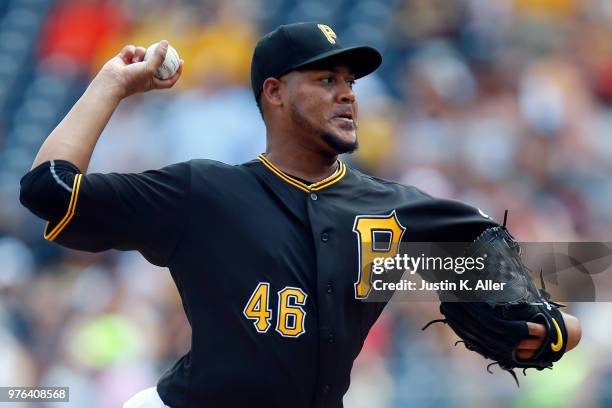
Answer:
20, 155, 497, 407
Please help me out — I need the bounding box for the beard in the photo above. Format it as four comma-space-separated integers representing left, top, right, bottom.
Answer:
320, 131, 358, 154
290, 103, 358, 154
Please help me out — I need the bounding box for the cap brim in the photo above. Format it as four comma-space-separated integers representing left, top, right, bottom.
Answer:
287, 46, 382, 79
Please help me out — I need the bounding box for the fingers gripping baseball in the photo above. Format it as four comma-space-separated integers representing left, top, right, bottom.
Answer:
122, 45, 146, 63
148, 41, 183, 89
145, 40, 168, 75
98, 40, 184, 99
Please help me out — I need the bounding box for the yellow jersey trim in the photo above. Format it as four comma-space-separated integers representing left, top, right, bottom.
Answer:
550, 317, 564, 352
257, 154, 345, 192
44, 173, 83, 241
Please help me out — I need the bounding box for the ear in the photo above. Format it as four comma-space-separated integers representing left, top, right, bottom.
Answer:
261, 77, 284, 108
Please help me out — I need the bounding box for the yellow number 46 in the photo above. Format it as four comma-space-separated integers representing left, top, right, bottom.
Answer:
243, 283, 307, 338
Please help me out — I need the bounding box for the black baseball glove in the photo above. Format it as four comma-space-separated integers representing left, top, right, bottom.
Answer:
422, 216, 568, 384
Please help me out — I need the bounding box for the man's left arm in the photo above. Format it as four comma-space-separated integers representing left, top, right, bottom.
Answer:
412, 197, 582, 374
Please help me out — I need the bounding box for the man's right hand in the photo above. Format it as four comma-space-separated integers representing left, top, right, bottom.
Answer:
95, 40, 184, 101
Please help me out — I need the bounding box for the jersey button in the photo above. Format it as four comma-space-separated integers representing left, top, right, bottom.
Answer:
328, 333, 334, 343
310, 193, 318, 201
321, 232, 329, 242
323, 385, 331, 393
326, 283, 333, 294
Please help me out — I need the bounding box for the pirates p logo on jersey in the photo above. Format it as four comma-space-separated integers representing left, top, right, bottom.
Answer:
353, 211, 406, 299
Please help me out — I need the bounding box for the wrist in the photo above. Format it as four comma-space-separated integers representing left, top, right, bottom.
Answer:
89, 74, 125, 104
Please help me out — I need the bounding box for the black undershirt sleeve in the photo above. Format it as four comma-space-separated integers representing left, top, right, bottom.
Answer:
20, 160, 192, 266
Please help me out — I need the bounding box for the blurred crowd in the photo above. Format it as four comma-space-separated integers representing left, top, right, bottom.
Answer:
1, 0, 612, 406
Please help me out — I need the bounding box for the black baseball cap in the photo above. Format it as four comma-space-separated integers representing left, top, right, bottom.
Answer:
251, 22, 382, 100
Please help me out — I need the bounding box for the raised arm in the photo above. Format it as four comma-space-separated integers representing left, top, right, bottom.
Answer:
31, 40, 183, 173
21, 41, 188, 265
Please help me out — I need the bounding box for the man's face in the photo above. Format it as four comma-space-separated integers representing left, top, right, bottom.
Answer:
282, 65, 358, 154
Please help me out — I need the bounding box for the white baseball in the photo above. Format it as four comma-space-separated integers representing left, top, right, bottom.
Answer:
144, 42, 180, 80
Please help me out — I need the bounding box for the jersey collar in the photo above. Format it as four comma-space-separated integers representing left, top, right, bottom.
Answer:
258, 153, 346, 192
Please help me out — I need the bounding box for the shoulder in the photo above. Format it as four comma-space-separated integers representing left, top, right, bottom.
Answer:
186, 158, 259, 178
184, 158, 262, 194
187, 158, 231, 173
344, 164, 497, 227
345, 164, 433, 200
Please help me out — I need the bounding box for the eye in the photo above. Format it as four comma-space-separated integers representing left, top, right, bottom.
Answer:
320, 77, 334, 84
347, 79, 356, 88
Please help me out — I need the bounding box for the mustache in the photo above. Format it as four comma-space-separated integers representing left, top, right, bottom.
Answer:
330, 109, 355, 120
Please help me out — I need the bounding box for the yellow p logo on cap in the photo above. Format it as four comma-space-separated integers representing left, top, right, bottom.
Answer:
317, 24, 337, 44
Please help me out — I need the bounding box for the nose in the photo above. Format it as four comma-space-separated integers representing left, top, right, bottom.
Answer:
337, 81, 355, 104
